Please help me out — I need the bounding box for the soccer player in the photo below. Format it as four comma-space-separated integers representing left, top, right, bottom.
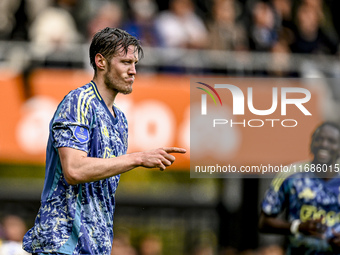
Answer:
259, 122, 340, 254
22, 27, 186, 255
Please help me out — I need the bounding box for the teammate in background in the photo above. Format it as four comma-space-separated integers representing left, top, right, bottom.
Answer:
0, 215, 29, 255
259, 122, 340, 254
22, 27, 186, 255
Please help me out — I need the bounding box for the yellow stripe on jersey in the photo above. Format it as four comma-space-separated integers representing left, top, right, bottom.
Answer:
271, 162, 309, 191
90, 81, 102, 101
77, 87, 93, 124
81, 90, 94, 124
83, 95, 95, 124
271, 171, 287, 190
271, 168, 299, 192
271, 167, 302, 192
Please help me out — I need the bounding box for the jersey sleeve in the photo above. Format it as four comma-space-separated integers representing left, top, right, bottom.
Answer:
51, 89, 92, 153
261, 174, 290, 216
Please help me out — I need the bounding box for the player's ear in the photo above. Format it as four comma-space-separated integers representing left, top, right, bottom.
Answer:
95, 53, 107, 71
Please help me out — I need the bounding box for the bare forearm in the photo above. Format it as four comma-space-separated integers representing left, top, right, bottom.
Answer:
63, 153, 143, 185
258, 212, 291, 235
259, 212, 328, 239
58, 147, 186, 185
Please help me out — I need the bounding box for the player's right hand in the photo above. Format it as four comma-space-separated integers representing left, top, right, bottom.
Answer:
139, 147, 186, 171
299, 218, 327, 239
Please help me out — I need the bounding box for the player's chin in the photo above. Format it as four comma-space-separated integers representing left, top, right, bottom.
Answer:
120, 87, 133, 95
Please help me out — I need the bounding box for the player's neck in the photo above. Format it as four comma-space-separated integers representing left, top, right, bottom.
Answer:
93, 77, 117, 116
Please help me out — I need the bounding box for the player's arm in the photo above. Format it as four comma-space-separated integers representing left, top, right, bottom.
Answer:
259, 177, 293, 235
259, 211, 326, 238
58, 146, 186, 185
258, 212, 291, 235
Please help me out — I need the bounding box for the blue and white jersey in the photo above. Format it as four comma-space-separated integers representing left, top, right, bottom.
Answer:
262, 162, 340, 254
23, 81, 128, 255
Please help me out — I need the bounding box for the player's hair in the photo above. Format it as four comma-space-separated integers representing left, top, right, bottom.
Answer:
310, 121, 340, 152
89, 27, 143, 72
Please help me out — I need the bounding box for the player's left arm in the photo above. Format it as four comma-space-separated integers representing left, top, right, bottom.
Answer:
259, 177, 291, 235
259, 212, 327, 238
258, 212, 292, 235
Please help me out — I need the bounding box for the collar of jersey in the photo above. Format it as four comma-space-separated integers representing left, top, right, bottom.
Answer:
90, 81, 118, 125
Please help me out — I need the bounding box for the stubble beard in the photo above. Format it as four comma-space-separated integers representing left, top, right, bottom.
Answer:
104, 70, 133, 95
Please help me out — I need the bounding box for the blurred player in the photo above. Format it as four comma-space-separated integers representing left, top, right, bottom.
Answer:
0, 215, 29, 255
22, 27, 186, 255
259, 121, 340, 254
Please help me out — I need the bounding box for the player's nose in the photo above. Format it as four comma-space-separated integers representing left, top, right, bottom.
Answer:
128, 63, 136, 75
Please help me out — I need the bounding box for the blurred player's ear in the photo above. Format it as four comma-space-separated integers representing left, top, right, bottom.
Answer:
95, 53, 106, 71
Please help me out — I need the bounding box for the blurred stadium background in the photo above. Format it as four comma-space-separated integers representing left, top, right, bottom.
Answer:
0, 0, 340, 254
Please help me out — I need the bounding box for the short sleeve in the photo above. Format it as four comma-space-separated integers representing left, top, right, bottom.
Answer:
261, 177, 289, 216
51, 90, 91, 153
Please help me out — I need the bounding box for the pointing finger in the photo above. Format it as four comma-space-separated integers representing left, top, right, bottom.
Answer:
163, 147, 186, 154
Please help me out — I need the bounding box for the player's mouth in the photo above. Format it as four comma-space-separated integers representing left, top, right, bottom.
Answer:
316, 149, 331, 161
126, 76, 135, 83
